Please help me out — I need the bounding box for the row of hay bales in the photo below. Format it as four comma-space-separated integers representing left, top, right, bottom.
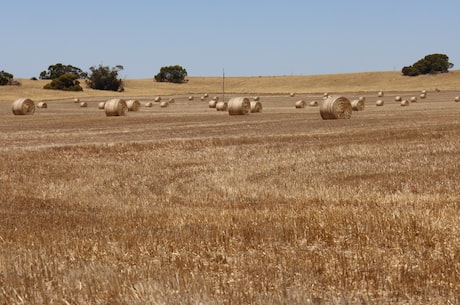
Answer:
209, 96, 262, 114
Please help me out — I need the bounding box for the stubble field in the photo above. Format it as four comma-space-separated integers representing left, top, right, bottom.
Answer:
0, 72, 459, 304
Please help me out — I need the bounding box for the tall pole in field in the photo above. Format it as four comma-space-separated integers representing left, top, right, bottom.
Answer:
222, 68, 225, 103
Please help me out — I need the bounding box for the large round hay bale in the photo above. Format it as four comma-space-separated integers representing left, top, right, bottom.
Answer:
228, 97, 251, 115
377, 91, 384, 97
400, 100, 410, 106
309, 100, 318, 107
104, 99, 128, 116
12, 98, 35, 115
295, 100, 306, 108
455, 96, 460, 102
395, 96, 402, 102
376, 100, 384, 106
351, 99, 365, 111
319, 95, 352, 120
160, 101, 169, 108
215, 101, 228, 111
250, 101, 262, 113
126, 100, 141, 111
37, 102, 48, 109
208, 99, 218, 108
98, 102, 106, 109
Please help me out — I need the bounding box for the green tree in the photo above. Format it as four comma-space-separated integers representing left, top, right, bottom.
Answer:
402, 53, 453, 76
43, 73, 83, 91
0, 70, 14, 86
86, 65, 124, 91
39, 63, 87, 80
154, 65, 188, 83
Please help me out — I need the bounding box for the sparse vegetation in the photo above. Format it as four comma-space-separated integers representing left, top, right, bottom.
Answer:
154, 65, 188, 83
402, 53, 454, 76
39, 63, 87, 80
86, 64, 124, 91
43, 73, 83, 91
0, 70, 19, 86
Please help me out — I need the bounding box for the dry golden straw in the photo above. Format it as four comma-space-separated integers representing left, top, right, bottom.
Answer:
37, 102, 48, 109
351, 99, 365, 111
228, 97, 251, 115
215, 101, 228, 111
104, 99, 128, 116
12, 98, 35, 115
320, 95, 352, 120
295, 100, 306, 108
250, 101, 263, 113
126, 100, 141, 111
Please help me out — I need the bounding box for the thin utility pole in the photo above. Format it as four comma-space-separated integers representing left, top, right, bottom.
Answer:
222, 68, 225, 102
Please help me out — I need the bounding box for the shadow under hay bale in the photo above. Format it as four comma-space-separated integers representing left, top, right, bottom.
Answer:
320, 95, 352, 120
12, 98, 35, 115
228, 97, 251, 115
104, 99, 128, 116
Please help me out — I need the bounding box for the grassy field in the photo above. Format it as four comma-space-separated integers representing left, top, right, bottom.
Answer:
0, 72, 459, 304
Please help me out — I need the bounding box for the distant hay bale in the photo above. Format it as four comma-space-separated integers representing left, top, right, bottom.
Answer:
295, 100, 306, 108
104, 99, 128, 116
145, 101, 153, 107
250, 100, 262, 113
208, 99, 218, 108
309, 100, 318, 107
290, 93, 295, 97
319, 95, 352, 120
420, 93, 426, 99
435, 88, 440, 92
358, 96, 366, 102
228, 97, 251, 115
351, 99, 365, 111
421, 90, 427, 94
80, 102, 88, 108
377, 91, 384, 97
410, 96, 417, 103
215, 101, 228, 111
204, 93, 209, 97
213, 96, 219, 102
126, 100, 141, 111
12, 98, 35, 115
154, 96, 161, 103
376, 100, 384, 106
395, 96, 402, 102
400, 100, 410, 106
200, 96, 205, 101
188, 96, 194, 101
73, 98, 80, 103
323, 92, 329, 97
455, 96, 460, 102
253, 96, 260, 101
160, 101, 169, 108
98, 102, 106, 109
168, 98, 175, 104
37, 102, 47, 109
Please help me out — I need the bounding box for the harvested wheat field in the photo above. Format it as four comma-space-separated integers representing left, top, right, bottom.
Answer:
0, 71, 459, 304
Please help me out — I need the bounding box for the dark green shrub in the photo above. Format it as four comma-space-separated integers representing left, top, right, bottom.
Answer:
43, 73, 83, 91
154, 65, 188, 83
0, 70, 14, 86
86, 65, 124, 91
402, 54, 453, 76
39, 63, 87, 80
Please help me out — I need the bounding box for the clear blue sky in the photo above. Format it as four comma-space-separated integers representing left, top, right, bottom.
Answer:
2, 0, 459, 78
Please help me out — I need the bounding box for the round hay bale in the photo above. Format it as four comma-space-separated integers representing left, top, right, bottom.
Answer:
126, 100, 141, 111
435, 88, 440, 92
376, 100, 384, 106
213, 96, 219, 102
455, 96, 460, 102
204, 93, 209, 98
377, 91, 384, 97
80, 102, 88, 108
250, 101, 262, 113
160, 101, 169, 108
309, 100, 318, 107
188, 96, 194, 101
323, 92, 329, 97
73, 98, 80, 103
104, 99, 128, 116
208, 99, 218, 108
215, 101, 228, 111
420, 93, 426, 99
421, 90, 427, 94
200, 96, 205, 101
358, 96, 366, 102
145, 102, 153, 107
295, 100, 306, 108
351, 99, 365, 111
253, 96, 260, 101
12, 98, 35, 115
37, 102, 48, 109
410, 96, 417, 103
228, 97, 251, 115
400, 100, 410, 106
168, 98, 175, 104
290, 93, 295, 97
395, 96, 402, 102
154, 96, 161, 103
319, 95, 352, 120
98, 102, 106, 109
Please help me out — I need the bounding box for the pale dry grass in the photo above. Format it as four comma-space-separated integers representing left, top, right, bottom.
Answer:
0, 77, 459, 304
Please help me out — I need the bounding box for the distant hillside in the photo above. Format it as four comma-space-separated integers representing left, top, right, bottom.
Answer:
1, 71, 459, 102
